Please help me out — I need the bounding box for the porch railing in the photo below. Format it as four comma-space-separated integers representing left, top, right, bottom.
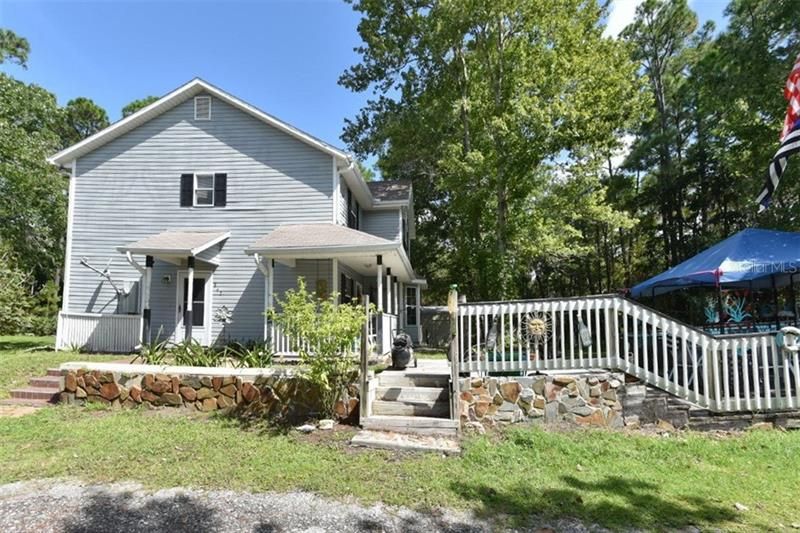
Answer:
457, 295, 800, 413
56, 311, 142, 353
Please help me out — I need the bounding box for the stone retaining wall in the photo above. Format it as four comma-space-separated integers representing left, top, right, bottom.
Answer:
459, 373, 626, 430
58, 367, 359, 421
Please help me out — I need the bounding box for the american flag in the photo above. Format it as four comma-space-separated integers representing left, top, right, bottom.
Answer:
757, 53, 800, 212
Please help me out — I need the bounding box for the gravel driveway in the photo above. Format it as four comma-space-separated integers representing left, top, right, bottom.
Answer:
0, 479, 597, 532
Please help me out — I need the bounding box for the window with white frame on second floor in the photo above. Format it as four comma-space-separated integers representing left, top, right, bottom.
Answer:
180, 173, 227, 207
195, 174, 215, 206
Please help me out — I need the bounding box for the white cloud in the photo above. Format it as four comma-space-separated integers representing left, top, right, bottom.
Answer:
603, 0, 644, 38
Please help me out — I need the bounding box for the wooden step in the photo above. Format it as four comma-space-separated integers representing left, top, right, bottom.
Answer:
376, 386, 448, 402
46, 368, 63, 377
29, 376, 62, 389
362, 415, 459, 436
9, 387, 60, 402
372, 399, 449, 417
378, 372, 449, 388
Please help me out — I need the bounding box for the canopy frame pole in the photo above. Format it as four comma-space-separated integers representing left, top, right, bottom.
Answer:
716, 269, 725, 335
790, 273, 797, 327
748, 280, 755, 332
772, 274, 780, 330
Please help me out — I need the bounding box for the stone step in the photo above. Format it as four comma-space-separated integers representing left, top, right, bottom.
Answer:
9, 387, 60, 402
28, 376, 62, 389
351, 430, 460, 455
372, 399, 450, 418
377, 372, 449, 388
362, 415, 459, 436
46, 368, 62, 377
376, 386, 448, 402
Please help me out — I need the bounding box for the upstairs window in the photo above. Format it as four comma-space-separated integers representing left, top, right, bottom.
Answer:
347, 188, 360, 229
195, 174, 215, 206
194, 96, 211, 120
180, 173, 227, 207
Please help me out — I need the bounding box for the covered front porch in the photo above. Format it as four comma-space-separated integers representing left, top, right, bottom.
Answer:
247, 223, 426, 357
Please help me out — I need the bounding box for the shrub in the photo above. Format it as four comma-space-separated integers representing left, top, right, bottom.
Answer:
172, 338, 222, 367
226, 340, 274, 368
268, 278, 370, 418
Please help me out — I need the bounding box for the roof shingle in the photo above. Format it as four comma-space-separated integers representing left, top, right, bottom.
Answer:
367, 180, 411, 203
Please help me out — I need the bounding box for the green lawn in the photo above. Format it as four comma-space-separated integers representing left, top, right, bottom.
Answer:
0, 336, 121, 398
1, 336, 800, 530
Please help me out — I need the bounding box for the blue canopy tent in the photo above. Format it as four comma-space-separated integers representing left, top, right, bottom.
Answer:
631, 228, 800, 332
631, 228, 800, 298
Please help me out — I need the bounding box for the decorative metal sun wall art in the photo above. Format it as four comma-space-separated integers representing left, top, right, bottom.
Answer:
523, 312, 551, 357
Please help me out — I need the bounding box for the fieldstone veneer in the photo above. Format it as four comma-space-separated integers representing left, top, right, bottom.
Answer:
459, 373, 626, 429
58, 365, 359, 420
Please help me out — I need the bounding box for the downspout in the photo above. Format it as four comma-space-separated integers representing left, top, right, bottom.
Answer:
253, 253, 272, 344
126, 252, 151, 344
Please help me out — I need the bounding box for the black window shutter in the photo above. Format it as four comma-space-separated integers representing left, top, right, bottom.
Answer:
180, 174, 193, 207
214, 173, 227, 207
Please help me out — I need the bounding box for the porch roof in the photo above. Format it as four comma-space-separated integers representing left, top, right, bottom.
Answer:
246, 223, 396, 254
116, 230, 230, 256
246, 223, 419, 282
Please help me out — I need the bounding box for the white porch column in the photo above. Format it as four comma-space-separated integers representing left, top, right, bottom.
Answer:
185, 256, 195, 340
415, 285, 422, 342
376, 255, 383, 313
332, 258, 339, 303
393, 276, 399, 316
385, 268, 393, 315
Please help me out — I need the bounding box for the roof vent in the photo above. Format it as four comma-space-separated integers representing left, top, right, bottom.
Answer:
194, 96, 211, 120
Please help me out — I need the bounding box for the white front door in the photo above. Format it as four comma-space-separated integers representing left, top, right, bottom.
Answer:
175, 272, 212, 345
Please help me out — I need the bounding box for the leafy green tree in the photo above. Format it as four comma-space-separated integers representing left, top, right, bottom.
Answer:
0, 74, 68, 286
0, 28, 29, 68
122, 95, 159, 117
59, 97, 109, 148
341, 0, 642, 300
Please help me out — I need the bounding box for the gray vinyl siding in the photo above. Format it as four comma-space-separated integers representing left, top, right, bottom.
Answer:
67, 93, 334, 343
362, 209, 401, 242
272, 259, 333, 306
337, 182, 348, 226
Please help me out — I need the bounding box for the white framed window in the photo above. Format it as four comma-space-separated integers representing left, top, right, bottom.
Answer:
194, 173, 215, 206
194, 96, 211, 120
405, 286, 418, 326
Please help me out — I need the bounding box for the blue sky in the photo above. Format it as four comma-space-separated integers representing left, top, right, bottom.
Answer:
1, 0, 728, 156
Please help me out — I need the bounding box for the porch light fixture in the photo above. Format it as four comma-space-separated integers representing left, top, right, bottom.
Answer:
162, 275, 172, 285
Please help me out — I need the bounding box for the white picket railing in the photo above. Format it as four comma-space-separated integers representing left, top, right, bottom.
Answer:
268, 312, 387, 357
56, 312, 142, 353
457, 295, 799, 413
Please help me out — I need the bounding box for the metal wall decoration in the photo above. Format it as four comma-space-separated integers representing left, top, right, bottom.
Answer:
523, 312, 551, 356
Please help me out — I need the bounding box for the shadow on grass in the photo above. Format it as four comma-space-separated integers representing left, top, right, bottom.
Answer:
62, 490, 221, 533
0, 338, 53, 352
450, 474, 739, 530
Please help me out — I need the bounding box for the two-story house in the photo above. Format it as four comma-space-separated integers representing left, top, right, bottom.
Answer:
49, 78, 425, 355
